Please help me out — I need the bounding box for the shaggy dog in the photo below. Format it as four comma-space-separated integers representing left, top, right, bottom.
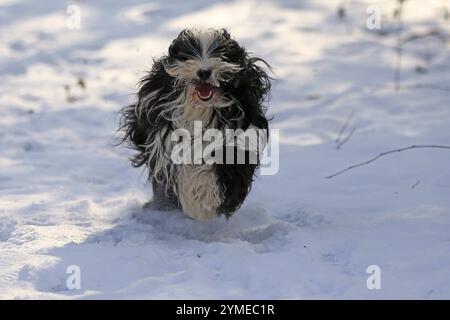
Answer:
119, 28, 271, 220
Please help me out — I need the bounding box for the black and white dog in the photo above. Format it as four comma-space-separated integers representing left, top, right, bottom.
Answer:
120, 28, 271, 220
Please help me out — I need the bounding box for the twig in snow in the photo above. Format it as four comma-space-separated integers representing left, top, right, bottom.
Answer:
336, 127, 356, 150
403, 83, 450, 92
402, 29, 449, 45
325, 144, 450, 179
394, 0, 406, 92
335, 110, 355, 149
411, 180, 420, 189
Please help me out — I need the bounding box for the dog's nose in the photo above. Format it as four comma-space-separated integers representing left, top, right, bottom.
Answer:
197, 68, 212, 81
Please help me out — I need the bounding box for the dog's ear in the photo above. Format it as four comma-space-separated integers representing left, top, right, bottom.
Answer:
119, 57, 174, 168
232, 57, 272, 130
241, 57, 272, 105
168, 30, 185, 57
137, 58, 176, 122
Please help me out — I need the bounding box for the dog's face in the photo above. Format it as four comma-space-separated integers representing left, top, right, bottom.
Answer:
164, 29, 246, 108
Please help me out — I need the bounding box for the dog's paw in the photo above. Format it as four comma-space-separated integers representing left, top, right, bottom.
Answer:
143, 199, 178, 211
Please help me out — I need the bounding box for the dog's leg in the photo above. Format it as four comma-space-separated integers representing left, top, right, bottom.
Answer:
177, 164, 222, 221
143, 179, 179, 211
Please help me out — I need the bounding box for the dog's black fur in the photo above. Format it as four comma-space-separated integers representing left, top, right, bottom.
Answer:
119, 28, 271, 219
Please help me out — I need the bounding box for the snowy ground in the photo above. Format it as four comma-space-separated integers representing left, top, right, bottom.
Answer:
1, 0, 450, 299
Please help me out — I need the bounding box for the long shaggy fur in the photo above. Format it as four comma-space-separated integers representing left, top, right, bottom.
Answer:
119, 28, 271, 220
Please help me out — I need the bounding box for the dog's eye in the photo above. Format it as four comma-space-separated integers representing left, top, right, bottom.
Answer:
169, 45, 185, 60
218, 73, 235, 85
169, 50, 190, 62
219, 74, 230, 81
169, 54, 186, 63
176, 54, 190, 62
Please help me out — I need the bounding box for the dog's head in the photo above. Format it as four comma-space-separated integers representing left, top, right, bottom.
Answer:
135, 28, 271, 128
164, 28, 246, 108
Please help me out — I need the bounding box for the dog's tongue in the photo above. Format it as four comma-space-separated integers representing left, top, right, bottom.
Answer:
197, 83, 213, 100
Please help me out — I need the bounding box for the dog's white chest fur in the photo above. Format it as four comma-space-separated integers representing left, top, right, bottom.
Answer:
176, 164, 221, 221
172, 96, 224, 220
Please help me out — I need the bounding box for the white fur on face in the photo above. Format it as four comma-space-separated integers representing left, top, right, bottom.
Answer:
160, 30, 242, 124
174, 86, 217, 129
165, 57, 241, 88
164, 30, 241, 89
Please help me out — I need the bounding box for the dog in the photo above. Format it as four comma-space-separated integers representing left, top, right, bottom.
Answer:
119, 28, 271, 221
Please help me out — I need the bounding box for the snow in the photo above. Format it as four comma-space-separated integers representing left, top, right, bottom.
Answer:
1, 0, 450, 299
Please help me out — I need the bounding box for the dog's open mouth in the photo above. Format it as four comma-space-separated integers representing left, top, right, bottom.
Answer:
196, 83, 214, 102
